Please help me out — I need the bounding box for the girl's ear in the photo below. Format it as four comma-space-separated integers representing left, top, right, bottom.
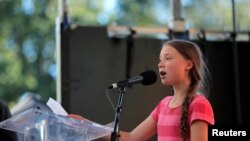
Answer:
185, 60, 193, 71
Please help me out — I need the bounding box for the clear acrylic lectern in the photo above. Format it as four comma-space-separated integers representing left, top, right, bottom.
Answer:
0, 108, 112, 141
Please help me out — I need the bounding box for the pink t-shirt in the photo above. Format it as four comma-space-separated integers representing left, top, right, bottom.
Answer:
150, 94, 214, 141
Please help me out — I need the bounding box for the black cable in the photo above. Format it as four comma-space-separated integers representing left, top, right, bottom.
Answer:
125, 27, 136, 79
231, 0, 242, 125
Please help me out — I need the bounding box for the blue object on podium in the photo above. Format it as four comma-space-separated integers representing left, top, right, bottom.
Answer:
0, 108, 112, 141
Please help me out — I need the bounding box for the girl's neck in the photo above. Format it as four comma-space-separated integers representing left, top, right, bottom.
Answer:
169, 91, 186, 108
169, 84, 190, 108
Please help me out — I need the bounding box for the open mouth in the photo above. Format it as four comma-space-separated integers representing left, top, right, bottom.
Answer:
159, 71, 166, 77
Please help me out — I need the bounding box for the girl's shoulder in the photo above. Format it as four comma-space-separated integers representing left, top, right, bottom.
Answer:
190, 93, 213, 110
189, 93, 215, 125
161, 95, 173, 103
191, 93, 210, 103
156, 96, 173, 107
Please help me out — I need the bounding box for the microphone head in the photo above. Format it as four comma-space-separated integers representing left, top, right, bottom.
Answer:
140, 70, 157, 85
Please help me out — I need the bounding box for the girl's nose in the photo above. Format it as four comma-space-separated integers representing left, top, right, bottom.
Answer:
158, 61, 163, 68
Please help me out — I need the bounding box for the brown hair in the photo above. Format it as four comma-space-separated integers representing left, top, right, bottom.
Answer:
163, 39, 209, 141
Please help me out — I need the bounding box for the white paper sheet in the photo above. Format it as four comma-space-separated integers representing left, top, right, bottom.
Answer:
46, 97, 68, 116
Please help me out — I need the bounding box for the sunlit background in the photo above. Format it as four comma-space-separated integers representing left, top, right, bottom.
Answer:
0, 0, 250, 111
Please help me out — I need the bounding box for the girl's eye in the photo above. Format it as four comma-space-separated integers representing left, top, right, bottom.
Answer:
165, 58, 172, 60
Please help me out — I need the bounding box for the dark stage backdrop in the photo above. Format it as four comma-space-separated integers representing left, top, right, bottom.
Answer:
60, 26, 250, 140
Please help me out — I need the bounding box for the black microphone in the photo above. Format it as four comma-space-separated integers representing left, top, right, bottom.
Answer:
108, 70, 157, 89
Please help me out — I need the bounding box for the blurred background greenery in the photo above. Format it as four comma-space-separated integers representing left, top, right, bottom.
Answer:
0, 0, 249, 108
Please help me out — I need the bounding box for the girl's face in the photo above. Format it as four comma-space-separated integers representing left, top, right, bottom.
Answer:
158, 45, 193, 86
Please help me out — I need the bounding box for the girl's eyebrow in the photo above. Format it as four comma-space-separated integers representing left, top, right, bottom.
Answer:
159, 53, 171, 58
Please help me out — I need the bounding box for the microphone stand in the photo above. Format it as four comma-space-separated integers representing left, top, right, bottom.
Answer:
110, 87, 126, 141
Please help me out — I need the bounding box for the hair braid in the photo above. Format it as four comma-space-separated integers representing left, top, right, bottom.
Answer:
180, 74, 197, 141
180, 96, 190, 141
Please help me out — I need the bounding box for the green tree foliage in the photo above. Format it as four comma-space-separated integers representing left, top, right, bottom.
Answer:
67, 0, 170, 27
115, 0, 160, 26
67, 0, 250, 31
0, 0, 57, 107
67, 0, 105, 25
183, 0, 233, 30
180, 0, 250, 31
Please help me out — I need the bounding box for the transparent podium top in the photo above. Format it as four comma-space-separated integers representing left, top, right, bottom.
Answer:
0, 108, 113, 141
